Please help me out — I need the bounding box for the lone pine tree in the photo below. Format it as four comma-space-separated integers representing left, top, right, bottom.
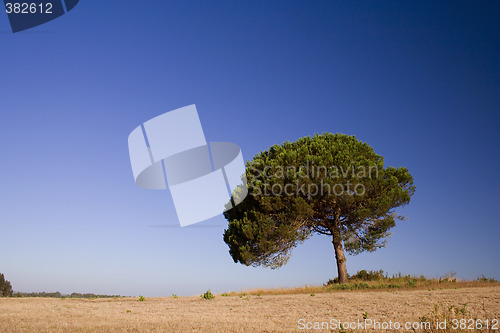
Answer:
223, 133, 415, 283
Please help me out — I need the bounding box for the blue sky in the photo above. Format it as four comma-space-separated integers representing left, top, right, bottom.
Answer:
1, 1, 499, 296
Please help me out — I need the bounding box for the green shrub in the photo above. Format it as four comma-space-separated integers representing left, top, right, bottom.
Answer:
221, 292, 229, 297
353, 283, 369, 289
388, 283, 401, 289
138, 296, 145, 301
338, 284, 352, 290
355, 270, 369, 280
325, 270, 385, 286
352, 270, 385, 281
171, 294, 178, 298
478, 275, 497, 282
327, 283, 347, 290
407, 279, 417, 287
201, 290, 215, 300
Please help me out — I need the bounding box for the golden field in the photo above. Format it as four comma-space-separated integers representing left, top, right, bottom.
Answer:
0, 284, 499, 332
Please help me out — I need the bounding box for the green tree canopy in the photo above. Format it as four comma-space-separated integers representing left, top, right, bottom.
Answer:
0, 273, 13, 297
223, 133, 415, 283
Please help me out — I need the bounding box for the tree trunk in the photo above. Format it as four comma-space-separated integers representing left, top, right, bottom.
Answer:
331, 225, 348, 284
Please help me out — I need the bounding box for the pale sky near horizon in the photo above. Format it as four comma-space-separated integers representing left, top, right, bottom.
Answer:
1, 1, 499, 296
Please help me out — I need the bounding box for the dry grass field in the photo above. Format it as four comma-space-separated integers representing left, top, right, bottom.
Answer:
0, 284, 499, 332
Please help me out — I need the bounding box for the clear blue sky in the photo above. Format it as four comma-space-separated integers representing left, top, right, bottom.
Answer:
1, 1, 499, 296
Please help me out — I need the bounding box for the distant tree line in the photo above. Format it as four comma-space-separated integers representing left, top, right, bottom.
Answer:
12, 292, 124, 299
1, 272, 123, 298
0, 273, 13, 297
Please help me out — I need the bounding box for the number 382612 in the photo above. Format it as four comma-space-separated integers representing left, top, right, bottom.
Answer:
5, 3, 53, 14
